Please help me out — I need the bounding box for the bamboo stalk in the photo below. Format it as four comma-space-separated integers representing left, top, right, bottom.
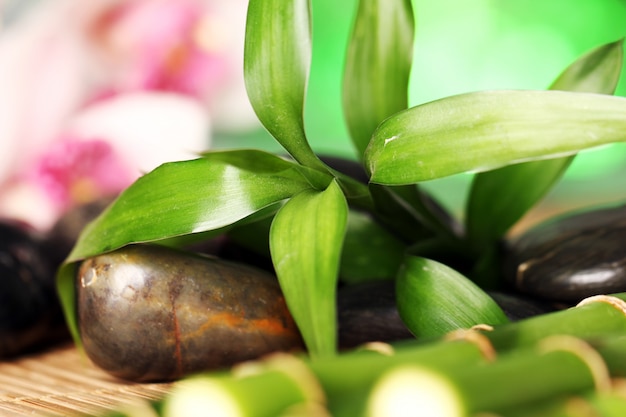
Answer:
366, 337, 607, 416
484, 294, 626, 351
495, 386, 626, 417
589, 336, 626, 377
156, 293, 626, 417
462, 336, 609, 413
162, 336, 493, 417
491, 395, 598, 417
366, 366, 465, 417
310, 336, 493, 408
163, 355, 322, 417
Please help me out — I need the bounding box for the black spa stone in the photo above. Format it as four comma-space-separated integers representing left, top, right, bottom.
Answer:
0, 220, 66, 356
337, 280, 413, 348
504, 204, 626, 302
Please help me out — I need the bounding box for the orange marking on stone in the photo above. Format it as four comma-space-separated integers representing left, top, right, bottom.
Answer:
187, 311, 295, 339
169, 293, 183, 374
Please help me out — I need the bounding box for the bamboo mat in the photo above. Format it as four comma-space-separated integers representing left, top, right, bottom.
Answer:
0, 343, 172, 417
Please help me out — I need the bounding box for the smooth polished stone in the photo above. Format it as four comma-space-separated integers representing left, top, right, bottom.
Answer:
338, 280, 413, 348
504, 204, 626, 302
77, 244, 303, 382
44, 197, 114, 267
0, 220, 67, 357
487, 291, 557, 321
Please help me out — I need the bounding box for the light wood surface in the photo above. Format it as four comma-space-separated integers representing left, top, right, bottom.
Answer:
0, 343, 171, 417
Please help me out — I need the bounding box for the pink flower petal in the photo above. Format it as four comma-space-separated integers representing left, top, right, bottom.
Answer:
0, 0, 89, 182
32, 138, 134, 208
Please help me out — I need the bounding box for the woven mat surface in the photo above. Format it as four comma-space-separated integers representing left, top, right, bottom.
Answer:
0, 343, 172, 417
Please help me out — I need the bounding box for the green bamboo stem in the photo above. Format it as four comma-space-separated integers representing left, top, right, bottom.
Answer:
162, 337, 493, 417
311, 337, 492, 411
587, 395, 626, 417
589, 335, 626, 377
459, 337, 609, 414
160, 293, 626, 416
365, 366, 466, 417
163, 355, 322, 417
494, 389, 626, 417
491, 395, 595, 417
484, 294, 626, 351
366, 337, 607, 416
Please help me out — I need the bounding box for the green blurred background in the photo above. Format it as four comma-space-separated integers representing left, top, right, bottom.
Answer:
223, 0, 626, 216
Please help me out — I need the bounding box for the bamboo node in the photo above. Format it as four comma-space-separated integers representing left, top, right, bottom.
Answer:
538, 335, 611, 393
610, 377, 626, 397
358, 342, 395, 356
232, 360, 265, 379
444, 329, 496, 362
564, 397, 595, 416
576, 294, 626, 316
470, 323, 494, 332
261, 353, 326, 406
366, 366, 464, 417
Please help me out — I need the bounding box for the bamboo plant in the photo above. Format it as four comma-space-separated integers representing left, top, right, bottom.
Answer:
103, 293, 626, 416
57, 0, 626, 365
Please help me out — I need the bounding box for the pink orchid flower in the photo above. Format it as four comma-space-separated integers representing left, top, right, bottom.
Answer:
0, 0, 256, 230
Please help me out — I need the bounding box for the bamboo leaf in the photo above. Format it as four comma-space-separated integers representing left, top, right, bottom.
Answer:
368, 184, 460, 243
365, 90, 626, 184
342, 0, 414, 157
66, 151, 315, 263
270, 180, 348, 357
466, 40, 624, 248
56, 150, 315, 346
339, 210, 405, 284
396, 256, 508, 338
368, 184, 433, 242
244, 0, 324, 170
550, 38, 624, 93
204, 149, 333, 190
467, 161, 572, 250
57, 263, 80, 348
226, 214, 274, 259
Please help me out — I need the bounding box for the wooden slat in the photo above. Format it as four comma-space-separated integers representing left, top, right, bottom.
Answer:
0, 343, 172, 416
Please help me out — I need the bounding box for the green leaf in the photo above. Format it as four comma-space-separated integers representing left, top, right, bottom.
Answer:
465, 39, 624, 248
365, 90, 626, 184
226, 213, 274, 259
244, 0, 325, 171
57, 262, 80, 349
67, 151, 314, 263
204, 149, 333, 190
270, 180, 348, 358
342, 0, 414, 157
396, 256, 509, 339
339, 210, 405, 284
380, 184, 460, 239
57, 150, 315, 346
368, 184, 435, 242
550, 38, 624, 93
466, 161, 572, 250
